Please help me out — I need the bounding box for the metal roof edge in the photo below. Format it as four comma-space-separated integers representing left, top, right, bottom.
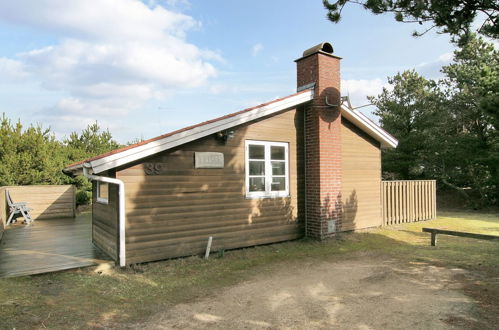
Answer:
65, 89, 314, 174
340, 104, 398, 148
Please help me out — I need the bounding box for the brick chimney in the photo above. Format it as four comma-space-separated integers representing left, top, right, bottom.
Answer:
296, 42, 342, 239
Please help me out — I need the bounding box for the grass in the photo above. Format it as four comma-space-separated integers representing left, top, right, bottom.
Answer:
0, 210, 498, 329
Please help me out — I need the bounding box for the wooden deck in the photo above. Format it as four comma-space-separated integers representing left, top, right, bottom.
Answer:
0, 213, 112, 278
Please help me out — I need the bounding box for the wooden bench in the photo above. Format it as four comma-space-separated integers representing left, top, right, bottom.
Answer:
422, 227, 499, 246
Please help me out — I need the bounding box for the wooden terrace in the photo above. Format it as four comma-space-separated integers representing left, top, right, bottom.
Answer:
0, 213, 111, 278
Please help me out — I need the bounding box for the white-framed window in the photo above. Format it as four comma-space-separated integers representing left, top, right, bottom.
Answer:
245, 140, 289, 198
96, 182, 109, 204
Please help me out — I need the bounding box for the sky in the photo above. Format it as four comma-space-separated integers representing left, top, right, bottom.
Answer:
0, 0, 456, 143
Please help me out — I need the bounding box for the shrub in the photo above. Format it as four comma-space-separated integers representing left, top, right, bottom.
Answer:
73, 175, 92, 191
76, 190, 92, 206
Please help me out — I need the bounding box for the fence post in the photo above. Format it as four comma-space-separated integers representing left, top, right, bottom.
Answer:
431, 232, 437, 246
381, 182, 385, 226
425, 181, 429, 220
72, 185, 76, 218
390, 181, 394, 225
433, 180, 437, 219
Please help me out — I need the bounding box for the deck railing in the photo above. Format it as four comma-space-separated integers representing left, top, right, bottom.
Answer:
381, 180, 436, 226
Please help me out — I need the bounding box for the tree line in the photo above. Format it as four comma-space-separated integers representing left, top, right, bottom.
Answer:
0, 36, 496, 207
0, 119, 121, 204
371, 35, 497, 207
322, 0, 497, 208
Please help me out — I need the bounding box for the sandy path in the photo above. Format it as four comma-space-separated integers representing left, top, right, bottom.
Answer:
134, 254, 473, 329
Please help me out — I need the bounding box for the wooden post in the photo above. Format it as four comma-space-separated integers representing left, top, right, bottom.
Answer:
380, 181, 386, 225
431, 232, 437, 246
409, 181, 413, 222
204, 236, 213, 259
425, 181, 429, 220
390, 181, 394, 225
397, 181, 401, 224
404, 181, 408, 222
433, 180, 437, 219
418, 181, 422, 221
72, 185, 76, 218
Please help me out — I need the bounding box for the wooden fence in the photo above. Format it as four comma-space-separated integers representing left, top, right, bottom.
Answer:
381, 180, 436, 226
0, 186, 75, 230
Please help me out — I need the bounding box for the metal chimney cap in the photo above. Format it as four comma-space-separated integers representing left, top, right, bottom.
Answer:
302, 42, 334, 57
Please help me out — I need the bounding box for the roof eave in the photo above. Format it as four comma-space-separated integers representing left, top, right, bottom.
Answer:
340, 104, 398, 149
63, 162, 92, 176
63, 92, 398, 175
63, 163, 83, 175
65, 89, 314, 174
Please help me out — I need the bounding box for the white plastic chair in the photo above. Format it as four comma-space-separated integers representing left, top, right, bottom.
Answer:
6, 190, 33, 225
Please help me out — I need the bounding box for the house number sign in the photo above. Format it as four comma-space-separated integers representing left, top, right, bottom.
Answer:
195, 152, 224, 168
144, 163, 167, 175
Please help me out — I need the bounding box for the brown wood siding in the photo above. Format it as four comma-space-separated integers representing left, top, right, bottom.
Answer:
117, 109, 305, 264
3, 185, 75, 220
92, 172, 119, 261
341, 118, 382, 231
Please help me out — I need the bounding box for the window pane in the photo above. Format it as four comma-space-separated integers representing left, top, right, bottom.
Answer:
249, 144, 264, 159
271, 177, 286, 191
99, 182, 108, 200
271, 146, 285, 160
249, 177, 265, 192
271, 161, 285, 175
249, 161, 265, 175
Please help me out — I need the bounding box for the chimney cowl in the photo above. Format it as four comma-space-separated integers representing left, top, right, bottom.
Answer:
302, 42, 334, 57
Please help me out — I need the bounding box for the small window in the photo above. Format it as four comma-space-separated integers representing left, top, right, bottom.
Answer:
245, 140, 289, 198
96, 182, 109, 204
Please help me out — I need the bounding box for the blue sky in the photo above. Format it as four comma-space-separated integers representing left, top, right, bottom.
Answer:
0, 0, 456, 143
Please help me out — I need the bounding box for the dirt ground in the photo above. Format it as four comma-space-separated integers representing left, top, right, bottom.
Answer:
133, 253, 474, 329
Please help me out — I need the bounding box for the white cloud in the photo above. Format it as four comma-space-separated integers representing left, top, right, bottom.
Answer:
415, 52, 453, 78
437, 52, 453, 62
0, 0, 218, 135
0, 0, 197, 41
165, 0, 191, 9
19, 39, 216, 90
341, 51, 454, 121
35, 97, 136, 140
252, 43, 264, 56
59, 98, 130, 116
341, 51, 455, 108
340, 79, 391, 122
0, 58, 29, 82
342, 78, 388, 107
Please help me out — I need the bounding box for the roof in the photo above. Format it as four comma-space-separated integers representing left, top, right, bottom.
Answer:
64, 88, 315, 175
340, 104, 398, 149
64, 88, 398, 175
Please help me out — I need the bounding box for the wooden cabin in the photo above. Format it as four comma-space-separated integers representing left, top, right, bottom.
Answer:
64, 42, 398, 266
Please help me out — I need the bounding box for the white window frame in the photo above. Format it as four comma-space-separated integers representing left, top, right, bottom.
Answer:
96, 181, 109, 204
245, 140, 290, 199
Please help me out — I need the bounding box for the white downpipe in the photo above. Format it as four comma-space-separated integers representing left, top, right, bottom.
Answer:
83, 165, 126, 267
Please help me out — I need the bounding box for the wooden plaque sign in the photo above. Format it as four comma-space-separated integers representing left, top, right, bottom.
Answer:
195, 152, 224, 168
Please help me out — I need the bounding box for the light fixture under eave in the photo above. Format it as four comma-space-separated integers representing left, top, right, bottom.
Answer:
215, 129, 235, 143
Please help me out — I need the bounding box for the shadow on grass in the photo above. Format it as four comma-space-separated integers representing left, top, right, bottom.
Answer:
0, 227, 498, 329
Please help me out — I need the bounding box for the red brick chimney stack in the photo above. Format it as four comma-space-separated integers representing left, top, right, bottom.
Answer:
296, 42, 342, 239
